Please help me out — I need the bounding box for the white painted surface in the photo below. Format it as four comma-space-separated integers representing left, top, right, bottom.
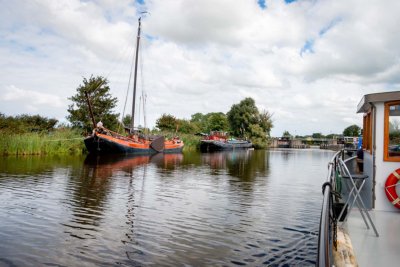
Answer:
372, 103, 400, 211
346, 210, 400, 267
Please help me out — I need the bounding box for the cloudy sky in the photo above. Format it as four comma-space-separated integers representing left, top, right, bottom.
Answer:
1, 0, 400, 136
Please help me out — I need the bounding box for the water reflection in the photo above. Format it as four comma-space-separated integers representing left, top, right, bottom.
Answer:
201, 150, 270, 181
0, 150, 332, 266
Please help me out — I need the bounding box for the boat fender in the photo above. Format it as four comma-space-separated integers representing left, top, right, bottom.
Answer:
384, 168, 400, 209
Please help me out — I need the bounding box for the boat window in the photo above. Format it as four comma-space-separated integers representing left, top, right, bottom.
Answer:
363, 112, 372, 151
384, 101, 400, 161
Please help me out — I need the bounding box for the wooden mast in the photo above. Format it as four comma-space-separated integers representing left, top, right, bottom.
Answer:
130, 17, 141, 133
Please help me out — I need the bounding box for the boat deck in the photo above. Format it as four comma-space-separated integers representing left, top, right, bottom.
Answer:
344, 209, 400, 266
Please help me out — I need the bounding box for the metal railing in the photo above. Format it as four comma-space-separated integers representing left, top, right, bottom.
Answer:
317, 150, 341, 266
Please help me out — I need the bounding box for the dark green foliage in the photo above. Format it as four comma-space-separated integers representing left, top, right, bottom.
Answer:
156, 113, 178, 131
249, 124, 269, 149
282, 131, 292, 138
186, 112, 230, 133
122, 114, 132, 127
227, 98, 259, 137
206, 112, 229, 132
226, 98, 273, 148
343, 124, 361, 137
0, 113, 58, 134
67, 76, 119, 133
326, 134, 338, 139
312, 132, 324, 139
177, 119, 199, 134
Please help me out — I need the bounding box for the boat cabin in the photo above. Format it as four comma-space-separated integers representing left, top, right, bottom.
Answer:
357, 91, 400, 211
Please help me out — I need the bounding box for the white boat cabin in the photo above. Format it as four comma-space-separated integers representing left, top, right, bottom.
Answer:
357, 91, 400, 211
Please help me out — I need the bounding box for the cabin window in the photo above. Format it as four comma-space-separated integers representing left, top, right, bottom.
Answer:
363, 112, 372, 151
384, 101, 400, 161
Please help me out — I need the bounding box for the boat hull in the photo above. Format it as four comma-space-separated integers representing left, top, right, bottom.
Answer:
200, 140, 253, 152
84, 133, 183, 155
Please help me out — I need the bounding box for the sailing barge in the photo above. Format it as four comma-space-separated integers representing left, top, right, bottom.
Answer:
84, 18, 184, 155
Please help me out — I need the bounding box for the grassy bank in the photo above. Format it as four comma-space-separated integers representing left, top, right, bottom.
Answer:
0, 128, 85, 156
0, 129, 200, 156
179, 133, 201, 151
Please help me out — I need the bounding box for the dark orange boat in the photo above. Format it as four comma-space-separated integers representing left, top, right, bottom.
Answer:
84, 18, 184, 155
84, 128, 183, 154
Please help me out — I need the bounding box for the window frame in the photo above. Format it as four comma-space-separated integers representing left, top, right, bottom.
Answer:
363, 111, 372, 151
384, 100, 400, 162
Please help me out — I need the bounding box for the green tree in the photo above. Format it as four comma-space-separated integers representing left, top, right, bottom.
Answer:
156, 113, 178, 131
312, 132, 324, 139
249, 124, 269, 148
227, 97, 273, 148
176, 119, 198, 134
343, 124, 361, 137
67, 76, 119, 133
190, 113, 207, 133
227, 98, 259, 137
0, 113, 58, 134
122, 114, 132, 127
326, 134, 338, 139
282, 131, 292, 138
259, 110, 273, 136
206, 112, 229, 132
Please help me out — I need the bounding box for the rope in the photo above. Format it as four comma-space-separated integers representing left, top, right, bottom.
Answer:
42, 137, 84, 142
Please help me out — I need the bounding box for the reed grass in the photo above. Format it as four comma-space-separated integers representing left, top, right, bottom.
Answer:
0, 128, 85, 156
179, 133, 201, 151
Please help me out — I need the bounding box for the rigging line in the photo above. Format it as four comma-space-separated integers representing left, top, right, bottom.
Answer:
143, 91, 147, 132
103, 30, 137, 80
138, 94, 142, 128
120, 44, 136, 130
139, 35, 147, 131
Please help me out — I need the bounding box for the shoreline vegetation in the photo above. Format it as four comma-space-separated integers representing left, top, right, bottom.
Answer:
1, 88, 273, 156
0, 128, 203, 156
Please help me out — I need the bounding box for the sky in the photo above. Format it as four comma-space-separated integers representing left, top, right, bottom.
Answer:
1, 0, 400, 137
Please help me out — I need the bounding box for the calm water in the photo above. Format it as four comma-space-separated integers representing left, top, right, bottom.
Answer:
0, 149, 334, 266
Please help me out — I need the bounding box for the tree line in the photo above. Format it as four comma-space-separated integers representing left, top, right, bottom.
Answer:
1, 75, 364, 149
65, 76, 274, 148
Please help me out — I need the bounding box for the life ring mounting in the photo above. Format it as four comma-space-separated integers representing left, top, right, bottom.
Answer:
384, 168, 400, 209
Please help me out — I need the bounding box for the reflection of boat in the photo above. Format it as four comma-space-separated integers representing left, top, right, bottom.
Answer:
200, 131, 252, 152
84, 154, 151, 178
84, 18, 183, 155
84, 152, 184, 176
318, 91, 400, 266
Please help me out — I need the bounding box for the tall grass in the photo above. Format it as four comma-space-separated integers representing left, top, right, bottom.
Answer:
0, 128, 85, 156
0, 128, 202, 156
179, 133, 201, 151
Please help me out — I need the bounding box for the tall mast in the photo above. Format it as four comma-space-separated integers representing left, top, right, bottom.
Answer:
131, 17, 141, 133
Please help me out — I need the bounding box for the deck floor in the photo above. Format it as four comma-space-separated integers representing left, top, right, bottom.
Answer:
344, 209, 400, 266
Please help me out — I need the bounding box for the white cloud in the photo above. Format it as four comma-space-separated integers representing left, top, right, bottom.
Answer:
2, 85, 64, 108
1, 0, 399, 136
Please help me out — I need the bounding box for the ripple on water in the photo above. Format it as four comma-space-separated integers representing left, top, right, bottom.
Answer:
0, 150, 331, 266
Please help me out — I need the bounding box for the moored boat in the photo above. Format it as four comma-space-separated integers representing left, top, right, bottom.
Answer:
318, 91, 400, 266
200, 131, 252, 152
84, 18, 184, 155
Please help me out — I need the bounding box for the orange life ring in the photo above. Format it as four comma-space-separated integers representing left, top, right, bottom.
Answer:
385, 168, 400, 209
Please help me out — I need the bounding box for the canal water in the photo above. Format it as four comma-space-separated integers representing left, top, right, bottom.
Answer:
0, 149, 334, 266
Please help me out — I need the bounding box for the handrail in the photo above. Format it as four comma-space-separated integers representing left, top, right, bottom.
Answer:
317, 150, 341, 266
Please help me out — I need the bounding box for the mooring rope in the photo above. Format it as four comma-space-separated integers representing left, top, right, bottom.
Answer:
42, 137, 84, 142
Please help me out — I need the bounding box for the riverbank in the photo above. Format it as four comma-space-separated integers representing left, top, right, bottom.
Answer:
0, 130, 203, 156
0, 129, 84, 156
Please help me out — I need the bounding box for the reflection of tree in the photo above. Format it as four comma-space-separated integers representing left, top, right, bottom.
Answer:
389, 118, 400, 145
201, 150, 269, 182
63, 154, 151, 239
0, 155, 84, 175
151, 153, 184, 171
